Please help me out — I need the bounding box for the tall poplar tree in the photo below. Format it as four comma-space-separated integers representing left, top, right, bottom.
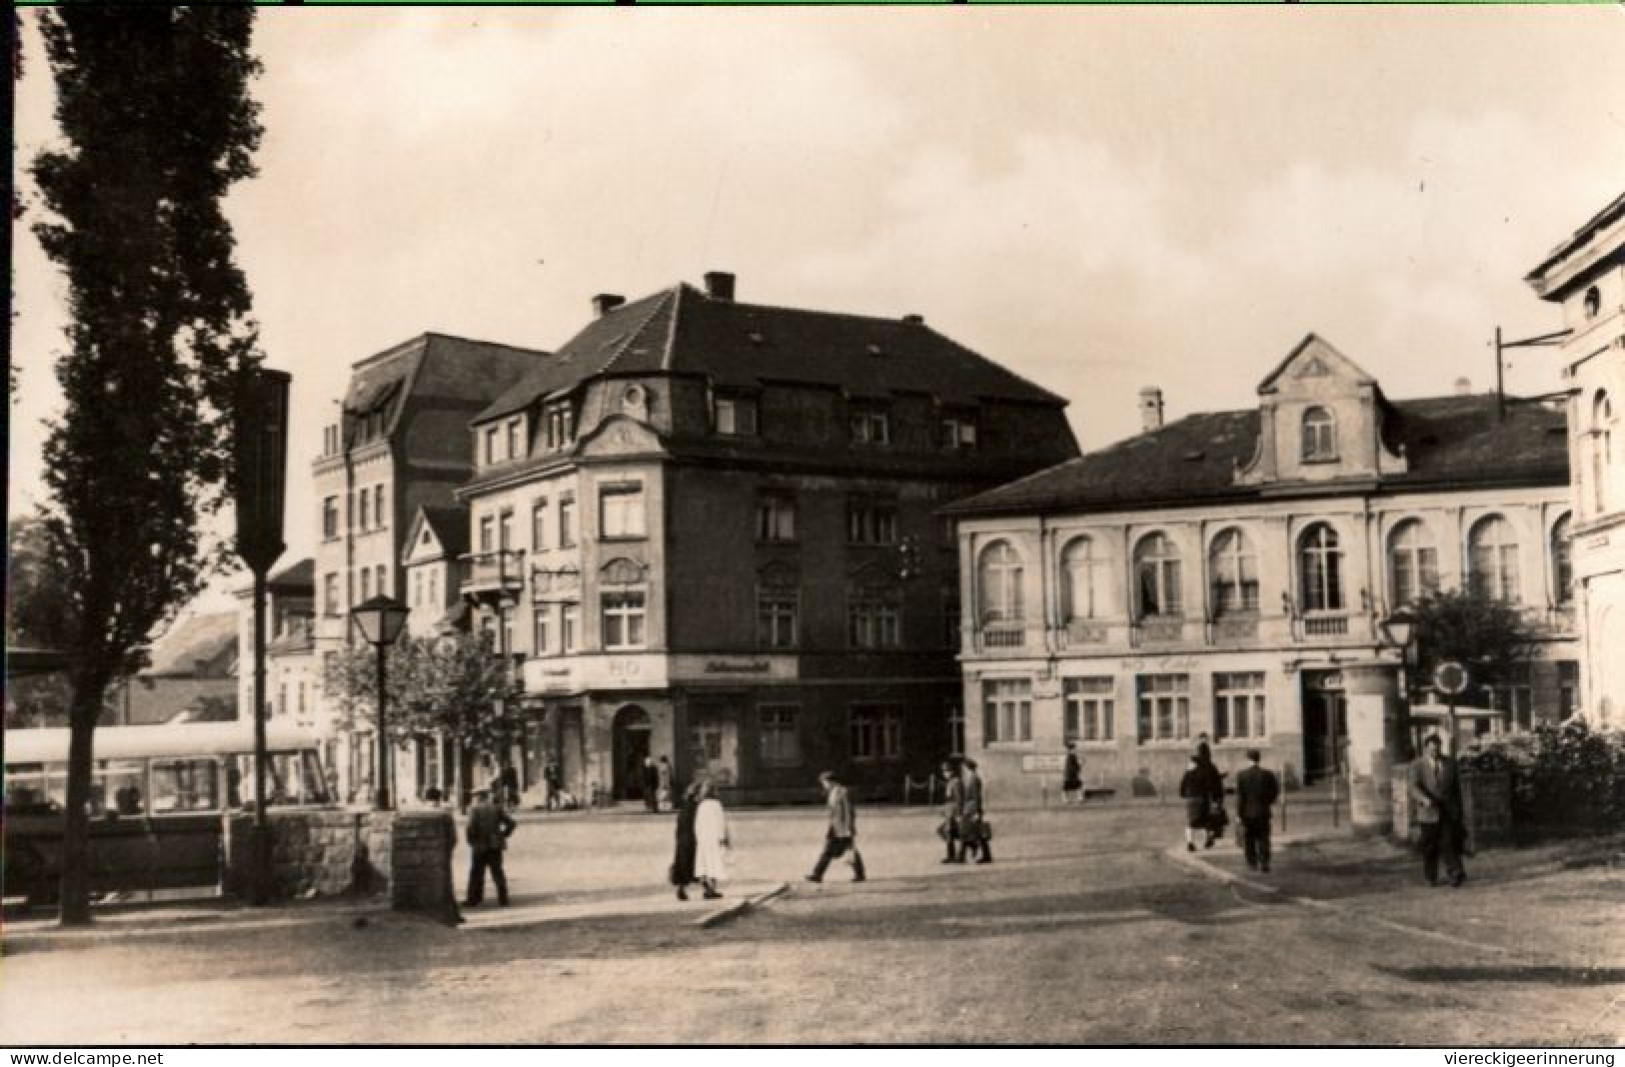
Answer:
30, 5, 263, 925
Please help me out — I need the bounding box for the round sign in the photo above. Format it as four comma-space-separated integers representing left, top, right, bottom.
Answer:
1433, 660, 1471, 696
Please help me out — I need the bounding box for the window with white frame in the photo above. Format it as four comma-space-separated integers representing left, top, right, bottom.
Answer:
559, 495, 577, 548
532, 604, 550, 656
1558, 661, 1580, 718
1388, 519, 1439, 607
1487, 677, 1534, 733
1552, 513, 1573, 607
358, 489, 371, 531
601, 591, 646, 649
1302, 406, 1337, 461
715, 394, 758, 437
561, 603, 579, 653
374, 485, 386, 528
847, 499, 898, 544
1061, 536, 1114, 621
940, 414, 978, 450
532, 498, 548, 550
478, 515, 495, 553
1134, 533, 1183, 618
849, 405, 891, 446
847, 589, 901, 649
850, 703, 903, 761
757, 585, 799, 649
982, 678, 1033, 745
1213, 672, 1267, 741
978, 541, 1025, 624
498, 510, 514, 551
499, 604, 515, 655
599, 484, 646, 540
1299, 523, 1345, 612
1208, 528, 1259, 616
1593, 391, 1613, 516
322, 497, 339, 540
360, 567, 373, 601
324, 573, 339, 616
484, 426, 500, 466
544, 402, 576, 451
756, 493, 797, 542
758, 705, 802, 767
1064, 677, 1115, 743
1468, 515, 1520, 603
1136, 674, 1191, 743
506, 417, 524, 461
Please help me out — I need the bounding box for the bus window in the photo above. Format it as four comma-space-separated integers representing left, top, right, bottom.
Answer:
5, 763, 60, 814
150, 759, 221, 813
97, 761, 147, 817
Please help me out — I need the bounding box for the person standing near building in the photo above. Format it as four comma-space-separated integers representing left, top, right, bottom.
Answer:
1409, 734, 1467, 887
1234, 749, 1280, 873
1179, 757, 1212, 852
961, 758, 993, 864
543, 758, 562, 811
656, 755, 674, 813
807, 771, 866, 883
641, 755, 660, 813
464, 787, 516, 907
1062, 743, 1084, 805
693, 780, 729, 899
938, 760, 965, 863
670, 780, 701, 900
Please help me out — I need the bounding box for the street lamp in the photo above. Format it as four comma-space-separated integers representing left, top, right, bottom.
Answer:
351, 594, 410, 810
1382, 608, 1419, 756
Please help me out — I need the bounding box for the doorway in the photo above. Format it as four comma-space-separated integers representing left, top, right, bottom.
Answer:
1301, 671, 1347, 784
612, 704, 652, 801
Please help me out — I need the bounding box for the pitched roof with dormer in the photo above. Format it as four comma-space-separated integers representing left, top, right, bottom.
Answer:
475, 282, 1065, 425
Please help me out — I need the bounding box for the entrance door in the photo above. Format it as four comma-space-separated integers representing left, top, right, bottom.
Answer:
1302, 675, 1347, 784
612, 705, 653, 801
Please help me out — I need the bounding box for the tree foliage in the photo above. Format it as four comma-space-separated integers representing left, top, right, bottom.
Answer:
323, 632, 525, 759
29, 6, 263, 924
1408, 587, 1540, 701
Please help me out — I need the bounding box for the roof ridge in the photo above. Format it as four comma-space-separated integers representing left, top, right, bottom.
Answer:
662, 284, 687, 372
600, 287, 679, 376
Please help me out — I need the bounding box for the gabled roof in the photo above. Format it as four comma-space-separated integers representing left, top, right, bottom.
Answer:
1255, 333, 1377, 396
147, 612, 239, 678
476, 282, 1065, 424
947, 393, 1569, 518
344, 332, 549, 442
411, 504, 468, 560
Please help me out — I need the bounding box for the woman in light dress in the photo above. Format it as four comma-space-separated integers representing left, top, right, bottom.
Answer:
692, 779, 730, 900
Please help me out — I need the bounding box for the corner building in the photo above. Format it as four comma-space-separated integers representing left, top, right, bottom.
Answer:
948, 336, 1580, 828
459, 273, 1078, 803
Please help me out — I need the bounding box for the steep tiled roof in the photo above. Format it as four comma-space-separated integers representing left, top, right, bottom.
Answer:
476, 283, 1063, 424
948, 393, 1569, 517
419, 505, 468, 558
267, 558, 313, 591
344, 333, 548, 441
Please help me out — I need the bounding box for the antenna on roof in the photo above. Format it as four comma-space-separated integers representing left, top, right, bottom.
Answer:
1492, 324, 1571, 421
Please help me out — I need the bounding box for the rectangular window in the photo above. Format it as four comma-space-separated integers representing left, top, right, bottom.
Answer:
941, 415, 978, 449
506, 417, 524, 461
847, 499, 898, 545
600, 484, 647, 539
757, 589, 799, 649
499, 605, 515, 656
478, 515, 495, 553
759, 705, 802, 767
849, 406, 891, 446
375, 564, 388, 597
360, 567, 373, 601
532, 499, 548, 550
484, 426, 500, 465
150, 759, 222, 813
1064, 677, 1116, 743
532, 604, 550, 656
373, 485, 386, 528
716, 395, 758, 437
495, 510, 513, 551
324, 573, 340, 616
1213, 672, 1268, 741
847, 596, 901, 649
1488, 681, 1535, 733
982, 678, 1033, 745
755, 493, 797, 542
322, 497, 339, 540
1558, 660, 1580, 719
561, 603, 579, 653
1136, 674, 1191, 743
850, 703, 903, 761
601, 592, 647, 650
545, 404, 576, 451
560, 495, 577, 548
358, 489, 371, 531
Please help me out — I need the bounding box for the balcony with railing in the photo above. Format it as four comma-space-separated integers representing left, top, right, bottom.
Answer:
1130, 616, 1185, 647
974, 621, 1030, 653
460, 549, 526, 601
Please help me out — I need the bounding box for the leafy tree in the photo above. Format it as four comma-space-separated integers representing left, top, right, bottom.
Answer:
29, 6, 263, 924
1408, 588, 1540, 707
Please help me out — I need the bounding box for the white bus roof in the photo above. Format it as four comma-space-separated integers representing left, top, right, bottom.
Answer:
1409, 703, 1500, 722
5, 721, 327, 765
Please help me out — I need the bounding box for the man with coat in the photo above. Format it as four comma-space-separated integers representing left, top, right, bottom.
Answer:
806, 771, 866, 883
1408, 734, 1467, 887
464, 786, 517, 906
939, 760, 965, 863
1234, 749, 1280, 872
961, 757, 993, 864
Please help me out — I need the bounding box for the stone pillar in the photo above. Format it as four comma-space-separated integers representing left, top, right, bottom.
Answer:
389, 810, 460, 924
1341, 661, 1403, 833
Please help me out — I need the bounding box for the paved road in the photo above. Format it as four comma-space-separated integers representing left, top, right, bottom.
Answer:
3, 798, 1620, 1045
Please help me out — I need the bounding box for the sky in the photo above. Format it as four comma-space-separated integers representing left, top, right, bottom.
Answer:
9, 5, 1625, 611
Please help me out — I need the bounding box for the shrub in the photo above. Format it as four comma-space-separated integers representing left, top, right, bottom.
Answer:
1461, 721, 1625, 833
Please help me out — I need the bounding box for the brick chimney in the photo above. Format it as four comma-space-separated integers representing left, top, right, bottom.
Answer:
703, 271, 736, 302
1139, 386, 1165, 432
1454, 376, 1472, 396
592, 293, 625, 319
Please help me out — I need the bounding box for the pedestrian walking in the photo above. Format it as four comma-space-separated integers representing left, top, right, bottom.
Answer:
1234, 748, 1280, 872
1192, 740, 1228, 846
543, 758, 562, 811
1179, 757, 1213, 852
806, 771, 867, 883
656, 756, 674, 812
669, 780, 701, 900
642, 755, 660, 813
1408, 734, 1467, 887
961, 758, 993, 863
464, 786, 516, 907
499, 765, 520, 810
1062, 743, 1084, 805
938, 760, 965, 863
693, 780, 729, 899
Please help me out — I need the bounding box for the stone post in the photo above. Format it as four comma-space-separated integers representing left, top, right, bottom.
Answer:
388, 810, 461, 924
1341, 661, 1403, 833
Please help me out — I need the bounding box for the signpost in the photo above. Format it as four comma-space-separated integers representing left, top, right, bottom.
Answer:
1433, 660, 1471, 756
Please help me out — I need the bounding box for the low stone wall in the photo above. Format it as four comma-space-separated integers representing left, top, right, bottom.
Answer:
222, 808, 457, 921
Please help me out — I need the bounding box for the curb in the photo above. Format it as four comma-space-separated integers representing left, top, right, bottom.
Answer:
694, 881, 789, 929
1, 900, 396, 947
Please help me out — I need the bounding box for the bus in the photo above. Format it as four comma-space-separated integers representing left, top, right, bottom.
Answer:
3, 720, 333, 906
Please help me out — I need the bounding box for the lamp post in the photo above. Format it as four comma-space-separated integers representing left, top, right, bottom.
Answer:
1382, 608, 1418, 757
351, 595, 410, 810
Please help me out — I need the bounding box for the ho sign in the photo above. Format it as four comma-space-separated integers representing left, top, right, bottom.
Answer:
1433, 660, 1471, 696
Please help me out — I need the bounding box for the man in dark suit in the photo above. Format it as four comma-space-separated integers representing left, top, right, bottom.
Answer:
806, 771, 866, 883
1408, 734, 1467, 887
464, 787, 517, 906
1234, 748, 1280, 872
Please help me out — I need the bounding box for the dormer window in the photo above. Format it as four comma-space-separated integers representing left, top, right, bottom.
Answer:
483, 426, 500, 466
543, 401, 576, 452
715, 394, 758, 437
850, 403, 891, 446
505, 417, 524, 461
1301, 407, 1338, 462
941, 413, 978, 450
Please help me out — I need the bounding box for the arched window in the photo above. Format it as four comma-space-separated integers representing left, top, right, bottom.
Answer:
1468, 515, 1520, 602
1387, 519, 1439, 607
1134, 532, 1183, 618
1302, 407, 1337, 462
978, 541, 1025, 624
1208, 528, 1258, 616
1594, 391, 1613, 515
1551, 513, 1573, 607
1299, 523, 1344, 612
1061, 536, 1114, 621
